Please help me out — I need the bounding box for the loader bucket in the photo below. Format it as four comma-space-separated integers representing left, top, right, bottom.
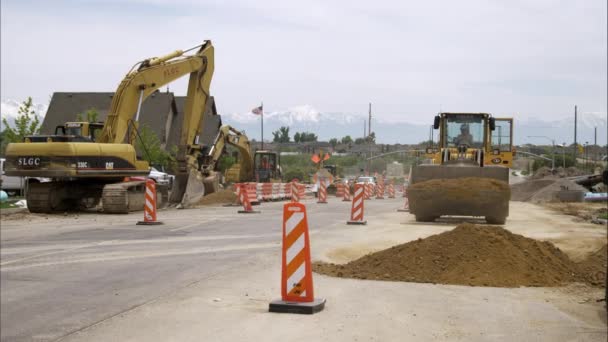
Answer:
408, 165, 510, 224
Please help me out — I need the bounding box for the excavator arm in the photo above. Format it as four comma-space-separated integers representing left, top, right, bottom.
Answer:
201, 125, 253, 178
99, 41, 213, 145
97, 41, 215, 206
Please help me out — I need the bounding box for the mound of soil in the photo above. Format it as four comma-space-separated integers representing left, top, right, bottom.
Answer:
510, 179, 555, 201
409, 177, 510, 202
196, 189, 237, 206
576, 245, 607, 286
510, 179, 587, 203
314, 224, 585, 287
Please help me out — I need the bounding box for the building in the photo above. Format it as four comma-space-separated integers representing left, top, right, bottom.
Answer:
41, 91, 221, 149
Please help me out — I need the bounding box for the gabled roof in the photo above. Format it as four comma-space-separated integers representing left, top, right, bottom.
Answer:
173, 96, 222, 147
41, 92, 223, 149
41, 91, 175, 137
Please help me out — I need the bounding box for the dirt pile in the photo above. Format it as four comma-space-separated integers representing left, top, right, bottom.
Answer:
531, 166, 587, 179
314, 224, 587, 287
531, 166, 554, 179
196, 189, 237, 206
576, 245, 607, 286
409, 177, 510, 202
510, 178, 587, 203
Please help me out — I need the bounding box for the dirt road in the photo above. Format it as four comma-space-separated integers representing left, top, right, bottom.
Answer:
1, 198, 606, 341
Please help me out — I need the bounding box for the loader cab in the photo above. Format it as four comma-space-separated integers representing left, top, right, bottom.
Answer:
254, 151, 281, 182
441, 113, 487, 149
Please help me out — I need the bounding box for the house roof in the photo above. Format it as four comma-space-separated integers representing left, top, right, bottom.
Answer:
41, 91, 175, 137
173, 96, 222, 147
41, 92, 222, 149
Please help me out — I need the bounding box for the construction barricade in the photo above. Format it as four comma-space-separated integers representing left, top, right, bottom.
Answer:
364, 183, 372, 200
137, 179, 163, 225
317, 179, 328, 204
347, 184, 367, 225
376, 179, 385, 199
335, 183, 345, 198
269, 202, 325, 314
343, 183, 351, 202
238, 183, 260, 214
388, 182, 395, 198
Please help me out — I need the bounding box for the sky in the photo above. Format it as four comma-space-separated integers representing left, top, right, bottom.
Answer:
1, 0, 607, 140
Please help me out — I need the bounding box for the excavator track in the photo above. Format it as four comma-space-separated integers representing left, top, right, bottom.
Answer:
26, 182, 72, 213
102, 181, 146, 214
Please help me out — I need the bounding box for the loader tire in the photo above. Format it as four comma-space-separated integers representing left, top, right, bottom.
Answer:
415, 215, 437, 222
485, 216, 506, 225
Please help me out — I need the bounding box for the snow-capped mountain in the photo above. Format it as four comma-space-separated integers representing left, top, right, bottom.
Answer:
1, 99, 47, 130
222, 105, 608, 145
1, 99, 605, 145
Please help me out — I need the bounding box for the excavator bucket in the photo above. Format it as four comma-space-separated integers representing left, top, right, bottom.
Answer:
408, 164, 510, 224
170, 169, 204, 208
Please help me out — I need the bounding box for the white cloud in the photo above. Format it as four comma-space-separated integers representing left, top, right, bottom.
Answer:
1, 0, 606, 141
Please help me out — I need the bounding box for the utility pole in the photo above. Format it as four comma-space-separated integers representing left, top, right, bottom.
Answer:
363, 120, 366, 138
594, 126, 597, 162
367, 103, 372, 174
573, 105, 577, 161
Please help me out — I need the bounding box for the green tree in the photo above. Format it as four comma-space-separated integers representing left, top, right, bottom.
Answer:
296, 132, 317, 142
217, 155, 236, 172
354, 137, 365, 144
1, 97, 41, 154
135, 124, 172, 169
75, 108, 99, 123
294, 132, 301, 143
329, 138, 338, 148
341, 135, 353, 144
284, 167, 305, 182
272, 126, 290, 143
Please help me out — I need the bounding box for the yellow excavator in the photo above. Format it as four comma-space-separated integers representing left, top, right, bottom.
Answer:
4, 41, 216, 213
198, 125, 282, 186
409, 113, 514, 224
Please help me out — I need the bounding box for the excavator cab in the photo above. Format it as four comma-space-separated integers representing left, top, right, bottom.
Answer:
254, 151, 281, 182
25, 122, 105, 143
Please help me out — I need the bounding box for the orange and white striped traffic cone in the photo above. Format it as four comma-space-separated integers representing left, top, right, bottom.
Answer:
364, 182, 372, 200
347, 184, 367, 225
291, 181, 300, 203
398, 187, 410, 212
376, 179, 385, 199
317, 179, 327, 204
269, 202, 326, 314
238, 183, 260, 214
137, 179, 163, 225
388, 182, 395, 198
342, 183, 351, 202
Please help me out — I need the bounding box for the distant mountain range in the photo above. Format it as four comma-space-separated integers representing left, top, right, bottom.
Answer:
221, 105, 607, 146
1, 99, 606, 145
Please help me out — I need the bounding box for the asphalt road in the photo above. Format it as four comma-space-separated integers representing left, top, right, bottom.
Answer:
1, 201, 294, 341
1, 196, 606, 341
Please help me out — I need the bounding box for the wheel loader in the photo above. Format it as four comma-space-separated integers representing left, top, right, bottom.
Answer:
4, 41, 218, 213
408, 113, 514, 224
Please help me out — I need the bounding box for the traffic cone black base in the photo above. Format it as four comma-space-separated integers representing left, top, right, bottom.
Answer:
269, 298, 326, 314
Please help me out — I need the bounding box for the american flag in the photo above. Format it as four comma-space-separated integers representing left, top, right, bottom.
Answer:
251, 105, 263, 115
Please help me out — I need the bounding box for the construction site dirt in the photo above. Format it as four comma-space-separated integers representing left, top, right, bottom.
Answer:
314, 223, 605, 288
1, 197, 606, 341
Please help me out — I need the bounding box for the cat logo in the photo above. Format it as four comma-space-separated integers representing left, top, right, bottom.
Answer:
491, 158, 502, 164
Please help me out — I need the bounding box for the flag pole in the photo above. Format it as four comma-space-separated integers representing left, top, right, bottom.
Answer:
261, 102, 264, 150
